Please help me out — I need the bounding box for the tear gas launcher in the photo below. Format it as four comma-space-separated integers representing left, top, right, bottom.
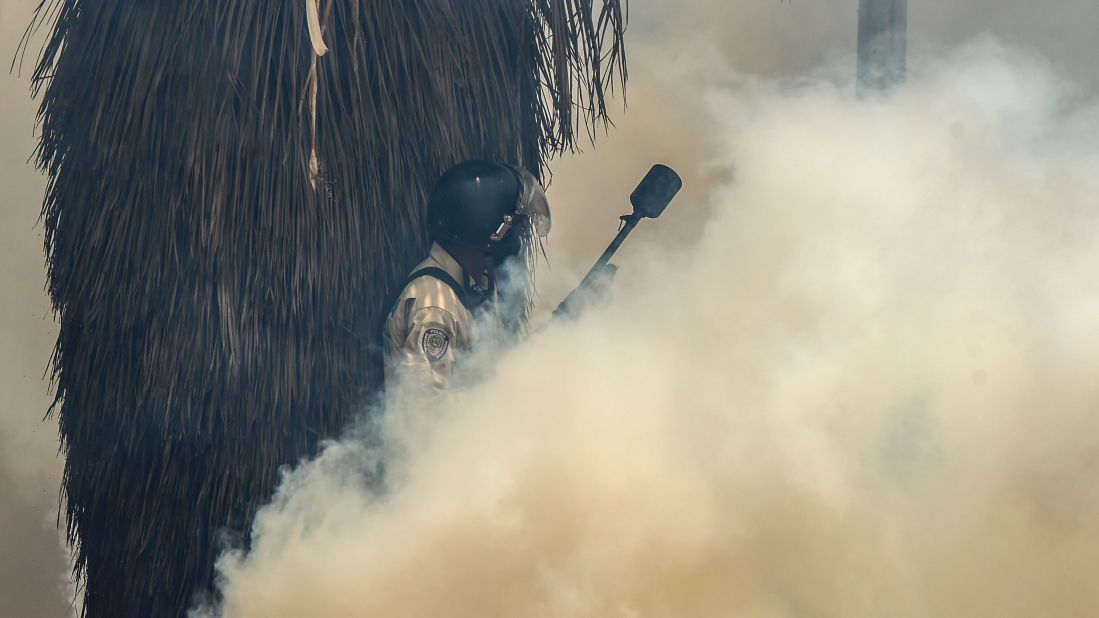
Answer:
554, 164, 683, 318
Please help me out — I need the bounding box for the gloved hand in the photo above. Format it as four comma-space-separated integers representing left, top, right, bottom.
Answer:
553, 263, 618, 320
585, 262, 619, 305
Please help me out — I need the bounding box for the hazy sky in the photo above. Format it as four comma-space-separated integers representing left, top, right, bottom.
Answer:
1, 0, 71, 616
2, 1, 1097, 616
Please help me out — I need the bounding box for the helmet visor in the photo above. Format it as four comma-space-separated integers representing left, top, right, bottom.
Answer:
516, 169, 552, 238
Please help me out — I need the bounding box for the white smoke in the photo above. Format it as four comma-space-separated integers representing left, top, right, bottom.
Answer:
6, 0, 1099, 615
197, 40, 1099, 618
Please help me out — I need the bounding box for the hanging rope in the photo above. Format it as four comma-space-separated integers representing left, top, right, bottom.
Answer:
307, 0, 329, 188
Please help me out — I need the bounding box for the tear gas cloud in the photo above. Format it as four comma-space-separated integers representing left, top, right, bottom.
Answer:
3, 0, 1099, 616
198, 38, 1099, 618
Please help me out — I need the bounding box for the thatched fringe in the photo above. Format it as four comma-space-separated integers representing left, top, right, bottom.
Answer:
25, 0, 626, 616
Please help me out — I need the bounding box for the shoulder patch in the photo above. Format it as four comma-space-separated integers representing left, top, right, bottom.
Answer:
421, 328, 450, 361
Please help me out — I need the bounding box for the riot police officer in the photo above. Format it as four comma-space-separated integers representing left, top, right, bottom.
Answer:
384, 160, 551, 388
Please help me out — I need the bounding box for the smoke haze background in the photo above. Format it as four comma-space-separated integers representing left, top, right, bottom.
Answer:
197, 38, 1099, 616
3, 0, 1099, 616
1, 0, 71, 616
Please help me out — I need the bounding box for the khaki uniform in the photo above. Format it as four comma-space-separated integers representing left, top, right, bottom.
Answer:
384, 243, 485, 388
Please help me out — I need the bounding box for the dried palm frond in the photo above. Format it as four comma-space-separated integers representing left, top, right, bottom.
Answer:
24, 0, 626, 616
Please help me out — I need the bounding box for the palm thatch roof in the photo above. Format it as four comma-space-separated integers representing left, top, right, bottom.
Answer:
21, 0, 626, 615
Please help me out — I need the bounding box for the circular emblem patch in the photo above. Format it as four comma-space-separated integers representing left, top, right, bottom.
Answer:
421, 328, 450, 361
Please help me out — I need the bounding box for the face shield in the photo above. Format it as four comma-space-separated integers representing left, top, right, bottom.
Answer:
485, 164, 549, 333
514, 168, 551, 238
490, 167, 551, 245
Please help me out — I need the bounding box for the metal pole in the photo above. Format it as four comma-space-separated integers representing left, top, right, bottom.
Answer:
857, 0, 908, 96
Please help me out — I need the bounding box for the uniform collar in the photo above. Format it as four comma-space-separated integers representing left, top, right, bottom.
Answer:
428, 243, 488, 296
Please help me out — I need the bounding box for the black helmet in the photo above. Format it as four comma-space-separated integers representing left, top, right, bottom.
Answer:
426, 160, 551, 257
